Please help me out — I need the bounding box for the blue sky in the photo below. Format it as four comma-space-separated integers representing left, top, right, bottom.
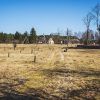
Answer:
0, 0, 99, 35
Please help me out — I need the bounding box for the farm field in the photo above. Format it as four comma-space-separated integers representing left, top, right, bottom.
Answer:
0, 44, 100, 100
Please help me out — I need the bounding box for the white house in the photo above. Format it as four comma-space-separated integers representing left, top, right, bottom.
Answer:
48, 38, 54, 44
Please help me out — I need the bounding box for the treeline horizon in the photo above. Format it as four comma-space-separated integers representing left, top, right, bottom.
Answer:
0, 27, 78, 44
0, 27, 37, 43
0, 27, 100, 44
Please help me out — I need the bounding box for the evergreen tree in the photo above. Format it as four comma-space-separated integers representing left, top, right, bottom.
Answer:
24, 31, 28, 37
14, 31, 21, 40
3, 33, 7, 43
0, 32, 4, 43
7, 33, 14, 43
29, 27, 37, 43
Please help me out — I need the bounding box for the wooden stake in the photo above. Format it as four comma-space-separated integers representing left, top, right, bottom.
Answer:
4, 47, 5, 51
31, 49, 33, 54
8, 52, 10, 57
34, 56, 36, 63
20, 50, 21, 53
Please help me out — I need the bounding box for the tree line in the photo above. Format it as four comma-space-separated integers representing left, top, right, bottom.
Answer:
0, 27, 37, 43
0, 26, 79, 44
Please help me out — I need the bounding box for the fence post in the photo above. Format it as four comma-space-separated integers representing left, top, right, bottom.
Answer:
8, 52, 10, 57
34, 56, 36, 63
31, 49, 33, 54
4, 47, 5, 51
20, 50, 21, 53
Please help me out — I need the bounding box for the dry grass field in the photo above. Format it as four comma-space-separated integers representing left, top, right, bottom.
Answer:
0, 44, 100, 100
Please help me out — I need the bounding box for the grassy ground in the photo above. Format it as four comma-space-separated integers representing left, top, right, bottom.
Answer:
0, 44, 100, 100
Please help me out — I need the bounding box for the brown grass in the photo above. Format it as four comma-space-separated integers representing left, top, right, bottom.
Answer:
0, 44, 100, 100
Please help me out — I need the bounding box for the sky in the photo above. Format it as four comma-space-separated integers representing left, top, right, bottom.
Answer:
0, 0, 100, 35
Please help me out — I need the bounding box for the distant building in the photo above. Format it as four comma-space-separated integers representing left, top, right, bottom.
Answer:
37, 35, 79, 44
37, 35, 47, 44
48, 38, 54, 44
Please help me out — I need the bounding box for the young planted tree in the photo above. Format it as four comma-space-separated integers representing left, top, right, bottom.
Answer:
83, 13, 93, 45
13, 42, 17, 50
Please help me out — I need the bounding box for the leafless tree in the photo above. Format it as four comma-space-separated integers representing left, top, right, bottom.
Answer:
65, 28, 72, 46
92, 3, 100, 45
83, 13, 93, 45
66, 28, 69, 46
92, 3, 100, 28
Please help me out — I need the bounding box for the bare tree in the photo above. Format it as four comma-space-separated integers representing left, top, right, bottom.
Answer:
66, 28, 72, 46
83, 13, 93, 45
92, 3, 100, 28
91, 3, 100, 45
